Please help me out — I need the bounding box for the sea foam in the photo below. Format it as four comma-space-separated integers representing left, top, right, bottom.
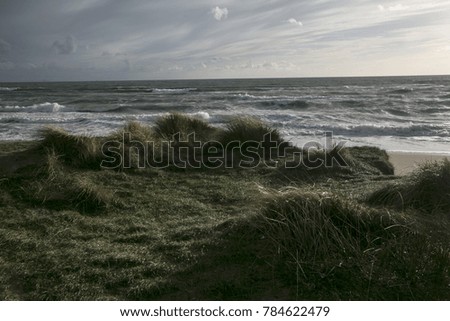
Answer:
1, 102, 67, 113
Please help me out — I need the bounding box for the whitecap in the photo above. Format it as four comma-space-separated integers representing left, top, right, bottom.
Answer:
1, 102, 67, 113
190, 111, 210, 120
0, 87, 19, 91
151, 88, 197, 93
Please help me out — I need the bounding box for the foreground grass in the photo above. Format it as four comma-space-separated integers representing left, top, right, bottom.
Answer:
0, 116, 448, 300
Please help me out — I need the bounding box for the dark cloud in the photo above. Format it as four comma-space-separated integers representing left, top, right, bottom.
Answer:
0, 38, 12, 55
52, 35, 77, 55
0, 0, 449, 80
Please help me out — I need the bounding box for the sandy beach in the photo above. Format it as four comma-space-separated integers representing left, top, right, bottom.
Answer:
388, 152, 450, 175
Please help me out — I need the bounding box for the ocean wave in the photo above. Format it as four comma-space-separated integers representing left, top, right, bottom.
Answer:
259, 100, 309, 109
151, 88, 197, 93
420, 107, 450, 114
388, 88, 414, 94
0, 87, 19, 91
299, 123, 449, 138
0, 116, 89, 124
99, 104, 191, 113
190, 111, 210, 120
438, 93, 450, 99
338, 99, 365, 107
235, 93, 293, 100
384, 108, 410, 116
0, 102, 67, 113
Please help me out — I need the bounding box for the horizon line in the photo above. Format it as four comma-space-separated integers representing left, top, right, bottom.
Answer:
1, 73, 450, 84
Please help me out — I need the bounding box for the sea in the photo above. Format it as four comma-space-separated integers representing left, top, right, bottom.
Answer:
1, 76, 450, 153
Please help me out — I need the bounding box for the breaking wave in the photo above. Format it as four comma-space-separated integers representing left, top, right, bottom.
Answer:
0, 102, 67, 113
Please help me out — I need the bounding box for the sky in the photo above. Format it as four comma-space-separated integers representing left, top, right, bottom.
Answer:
0, 0, 450, 81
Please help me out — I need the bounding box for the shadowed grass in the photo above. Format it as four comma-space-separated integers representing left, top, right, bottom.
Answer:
104, 121, 158, 170
219, 116, 283, 147
39, 126, 101, 169
261, 190, 404, 266
108, 121, 154, 143
367, 159, 450, 212
347, 146, 394, 175
12, 150, 114, 213
153, 113, 218, 142
271, 146, 394, 184
259, 188, 449, 299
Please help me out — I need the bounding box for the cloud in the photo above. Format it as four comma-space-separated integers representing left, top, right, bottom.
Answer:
378, 4, 409, 12
123, 59, 132, 72
1, 0, 450, 80
287, 18, 303, 26
52, 35, 77, 54
0, 61, 15, 70
211, 6, 228, 21
0, 39, 12, 55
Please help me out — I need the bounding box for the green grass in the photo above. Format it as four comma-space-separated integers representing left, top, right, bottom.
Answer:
5, 150, 113, 213
259, 189, 448, 299
0, 118, 449, 300
39, 126, 101, 169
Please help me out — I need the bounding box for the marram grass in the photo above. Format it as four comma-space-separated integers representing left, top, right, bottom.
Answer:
0, 114, 449, 300
368, 159, 450, 212
39, 126, 101, 169
153, 113, 218, 142
219, 116, 283, 146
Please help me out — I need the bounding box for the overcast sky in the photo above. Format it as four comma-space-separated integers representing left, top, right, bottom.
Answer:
1, 0, 450, 81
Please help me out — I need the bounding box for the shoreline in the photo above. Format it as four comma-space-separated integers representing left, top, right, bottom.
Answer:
388, 151, 450, 176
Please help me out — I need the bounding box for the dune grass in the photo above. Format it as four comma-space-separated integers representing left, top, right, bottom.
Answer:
270, 146, 395, 185
7, 150, 113, 213
261, 190, 403, 263
368, 159, 450, 212
0, 115, 449, 300
219, 116, 283, 146
108, 120, 154, 143
153, 113, 218, 142
260, 189, 449, 299
39, 126, 101, 169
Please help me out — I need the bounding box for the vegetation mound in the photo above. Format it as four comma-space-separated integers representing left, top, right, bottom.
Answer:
260, 189, 449, 299
262, 190, 402, 265
272, 146, 394, 183
367, 159, 450, 212
108, 120, 154, 143
219, 116, 283, 146
1, 134, 449, 300
153, 113, 217, 142
39, 126, 101, 169
7, 150, 113, 213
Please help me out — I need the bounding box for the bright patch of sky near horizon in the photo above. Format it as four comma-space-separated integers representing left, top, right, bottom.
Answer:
0, 0, 449, 81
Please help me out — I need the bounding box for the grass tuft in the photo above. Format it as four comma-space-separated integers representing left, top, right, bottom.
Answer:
27, 150, 113, 213
108, 121, 154, 143
261, 190, 402, 266
367, 159, 450, 212
39, 126, 101, 169
220, 116, 283, 146
70, 176, 114, 213
153, 113, 217, 142
259, 188, 449, 299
